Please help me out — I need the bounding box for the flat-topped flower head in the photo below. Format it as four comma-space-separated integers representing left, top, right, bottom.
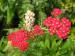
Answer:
17, 41, 29, 52
61, 17, 71, 27
43, 16, 53, 27
51, 18, 62, 28
8, 29, 29, 51
48, 27, 56, 35
33, 25, 44, 35
8, 29, 28, 41
43, 14, 71, 39
56, 25, 70, 39
51, 8, 62, 17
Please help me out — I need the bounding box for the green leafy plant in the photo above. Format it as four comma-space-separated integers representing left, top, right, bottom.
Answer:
0, 0, 75, 56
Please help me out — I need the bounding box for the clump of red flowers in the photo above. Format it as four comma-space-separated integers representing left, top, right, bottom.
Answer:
51, 8, 62, 17
7, 8, 71, 52
33, 25, 44, 35
43, 8, 71, 39
8, 29, 29, 51
7, 25, 44, 51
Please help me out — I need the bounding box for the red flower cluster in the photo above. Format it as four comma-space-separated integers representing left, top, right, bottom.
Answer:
7, 26, 44, 51
8, 29, 29, 51
57, 25, 70, 39
43, 17, 52, 27
51, 8, 62, 17
43, 17, 71, 39
33, 25, 44, 35
43, 8, 71, 39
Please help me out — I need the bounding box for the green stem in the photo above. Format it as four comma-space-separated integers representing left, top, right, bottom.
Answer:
41, 27, 48, 30
3, 43, 10, 52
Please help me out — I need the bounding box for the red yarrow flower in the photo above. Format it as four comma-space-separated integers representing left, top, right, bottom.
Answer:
8, 29, 28, 41
17, 41, 29, 51
43, 16, 53, 27
51, 18, 62, 29
61, 17, 71, 27
43, 17, 62, 28
33, 25, 44, 35
43, 15, 71, 39
56, 26, 70, 39
48, 27, 56, 35
8, 29, 29, 51
51, 8, 62, 17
